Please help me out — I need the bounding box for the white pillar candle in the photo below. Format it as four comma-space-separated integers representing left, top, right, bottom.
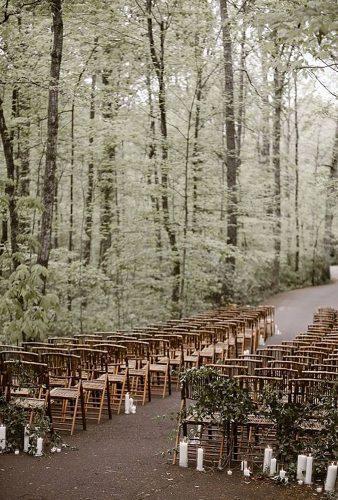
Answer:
23, 426, 30, 453
296, 454, 307, 480
241, 460, 248, 471
259, 335, 265, 346
325, 463, 337, 492
263, 446, 272, 472
270, 458, 277, 476
128, 397, 134, 413
196, 447, 204, 472
131, 404, 136, 414
35, 437, 43, 457
125, 393, 130, 414
244, 467, 251, 477
279, 468, 286, 479
304, 455, 313, 485
179, 441, 188, 468
0, 425, 6, 451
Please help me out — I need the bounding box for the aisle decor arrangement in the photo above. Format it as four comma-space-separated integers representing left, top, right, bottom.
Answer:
0, 395, 60, 456
175, 364, 337, 492
0, 359, 60, 456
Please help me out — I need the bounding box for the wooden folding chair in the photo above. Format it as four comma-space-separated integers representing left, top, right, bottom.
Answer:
49, 355, 86, 435
2, 360, 52, 426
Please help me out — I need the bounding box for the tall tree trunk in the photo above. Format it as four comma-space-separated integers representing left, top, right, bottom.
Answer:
220, 0, 238, 298
259, 53, 271, 222
294, 74, 300, 272
98, 71, 115, 270
18, 95, 30, 199
236, 26, 246, 159
66, 104, 75, 311
146, 68, 162, 255
68, 104, 75, 255
98, 147, 114, 270
146, 0, 180, 314
83, 72, 96, 265
0, 96, 19, 268
17, 91, 31, 236
272, 65, 283, 288
284, 84, 293, 267
83, 38, 98, 266
192, 66, 203, 232
324, 121, 338, 264
37, 0, 63, 270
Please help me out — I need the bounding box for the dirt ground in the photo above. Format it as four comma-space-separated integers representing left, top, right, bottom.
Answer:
1, 279, 337, 500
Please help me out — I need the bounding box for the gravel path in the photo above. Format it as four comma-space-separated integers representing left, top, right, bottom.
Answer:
2, 277, 337, 500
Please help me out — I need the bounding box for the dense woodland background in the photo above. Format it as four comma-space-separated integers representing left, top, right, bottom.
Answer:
0, 0, 337, 341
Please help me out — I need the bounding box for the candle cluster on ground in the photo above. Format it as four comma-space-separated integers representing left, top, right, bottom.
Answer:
124, 393, 136, 415
177, 440, 336, 493
0, 423, 47, 457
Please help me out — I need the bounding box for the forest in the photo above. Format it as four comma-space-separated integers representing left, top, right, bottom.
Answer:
0, 0, 337, 341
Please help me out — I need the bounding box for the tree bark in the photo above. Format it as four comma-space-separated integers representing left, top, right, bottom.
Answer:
0, 96, 19, 268
192, 66, 203, 232
220, 0, 238, 297
37, 0, 63, 269
68, 104, 75, 254
146, 68, 162, 256
98, 71, 115, 270
294, 73, 300, 272
236, 26, 246, 159
272, 65, 283, 287
324, 121, 338, 264
83, 38, 98, 266
146, 0, 180, 313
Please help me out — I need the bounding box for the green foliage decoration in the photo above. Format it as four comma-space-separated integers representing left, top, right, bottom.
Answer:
0, 264, 59, 343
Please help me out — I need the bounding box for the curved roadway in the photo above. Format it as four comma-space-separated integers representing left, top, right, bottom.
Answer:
267, 266, 338, 342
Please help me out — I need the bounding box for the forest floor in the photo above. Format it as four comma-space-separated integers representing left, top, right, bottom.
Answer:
1, 275, 338, 500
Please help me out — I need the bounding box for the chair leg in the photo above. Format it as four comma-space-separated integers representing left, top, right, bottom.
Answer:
70, 398, 79, 436
117, 376, 126, 415
147, 370, 151, 402
79, 385, 86, 431
106, 379, 112, 420
162, 371, 167, 398
97, 388, 106, 423
168, 364, 172, 395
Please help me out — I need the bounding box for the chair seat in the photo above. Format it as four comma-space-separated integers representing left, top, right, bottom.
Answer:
12, 388, 31, 396
184, 356, 198, 362
98, 373, 125, 383
129, 368, 147, 376
150, 364, 167, 372
12, 397, 45, 409
81, 380, 105, 390
50, 377, 68, 386
246, 414, 274, 426
159, 357, 181, 365
50, 387, 79, 399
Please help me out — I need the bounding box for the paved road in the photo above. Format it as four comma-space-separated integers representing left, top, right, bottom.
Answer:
267, 266, 338, 343
2, 277, 338, 500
